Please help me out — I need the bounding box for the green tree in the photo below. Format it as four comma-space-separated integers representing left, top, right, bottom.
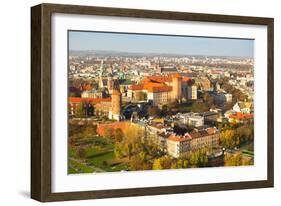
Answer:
189, 150, 208, 167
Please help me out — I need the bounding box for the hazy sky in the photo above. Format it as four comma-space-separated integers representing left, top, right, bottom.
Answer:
69, 31, 254, 58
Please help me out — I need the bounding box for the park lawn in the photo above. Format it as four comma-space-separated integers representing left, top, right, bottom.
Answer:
86, 150, 115, 168
68, 159, 95, 174
69, 135, 129, 173
68, 147, 76, 158
85, 144, 129, 172
68, 166, 77, 174
106, 162, 128, 172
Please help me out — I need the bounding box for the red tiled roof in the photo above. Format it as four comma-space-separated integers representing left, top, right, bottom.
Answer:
189, 127, 218, 139
130, 75, 192, 93
206, 127, 216, 135
168, 133, 191, 142
182, 76, 192, 82
142, 76, 173, 83
69, 97, 111, 104
129, 84, 144, 90
229, 112, 254, 120
81, 84, 93, 91
147, 85, 172, 93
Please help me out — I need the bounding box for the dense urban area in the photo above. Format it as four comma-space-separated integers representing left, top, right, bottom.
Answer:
68, 51, 254, 174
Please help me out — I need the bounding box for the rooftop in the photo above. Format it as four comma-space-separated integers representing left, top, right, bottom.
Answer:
229, 112, 254, 120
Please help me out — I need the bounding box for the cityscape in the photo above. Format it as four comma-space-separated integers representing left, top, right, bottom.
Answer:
68, 31, 254, 174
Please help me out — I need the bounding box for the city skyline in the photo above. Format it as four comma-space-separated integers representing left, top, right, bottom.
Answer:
69, 31, 254, 58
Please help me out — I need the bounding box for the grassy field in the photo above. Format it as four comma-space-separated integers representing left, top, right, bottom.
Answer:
68, 136, 128, 174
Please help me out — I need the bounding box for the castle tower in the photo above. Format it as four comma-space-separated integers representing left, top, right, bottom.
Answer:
109, 89, 122, 121
99, 74, 104, 88
172, 73, 182, 101
99, 60, 105, 88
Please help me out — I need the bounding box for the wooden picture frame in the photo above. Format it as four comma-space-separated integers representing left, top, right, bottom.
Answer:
31, 3, 274, 202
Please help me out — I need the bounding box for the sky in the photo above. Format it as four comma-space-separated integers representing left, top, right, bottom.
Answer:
69, 31, 254, 58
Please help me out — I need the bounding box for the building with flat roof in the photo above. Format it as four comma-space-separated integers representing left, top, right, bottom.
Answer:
176, 112, 204, 128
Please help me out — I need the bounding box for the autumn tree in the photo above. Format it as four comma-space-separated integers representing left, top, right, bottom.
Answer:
114, 123, 145, 159
114, 128, 124, 142
152, 158, 163, 170
103, 127, 114, 139
242, 157, 253, 166
171, 159, 189, 169
220, 129, 237, 148
152, 156, 173, 170
236, 125, 254, 144
75, 102, 85, 117
224, 152, 242, 166
129, 155, 144, 170
76, 147, 86, 158
129, 154, 152, 171
189, 150, 208, 167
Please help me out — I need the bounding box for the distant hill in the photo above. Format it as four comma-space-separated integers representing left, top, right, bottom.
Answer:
69, 50, 250, 59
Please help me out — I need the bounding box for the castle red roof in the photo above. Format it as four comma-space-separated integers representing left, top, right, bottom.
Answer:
129, 84, 144, 90
147, 85, 172, 93
130, 75, 192, 93
142, 76, 173, 83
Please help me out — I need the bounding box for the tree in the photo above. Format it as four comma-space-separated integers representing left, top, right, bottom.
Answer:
224, 153, 243, 166
75, 102, 85, 117
242, 157, 253, 166
82, 126, 97, 138
191, 101, 209, 113
129, 155, 142, 170
152, 158, 163, 170
189, 150, 208, 167
171, 159, 189, 169
148, 106, 161, 117
76, 147, 86, 158
104, 127, 114, 139
114, 143, 124, 159
203, 92, 215, 107
220, 129, 236, 148
236, 125, 254, 144
152, 156, 173, 170
114, 128, 124, 142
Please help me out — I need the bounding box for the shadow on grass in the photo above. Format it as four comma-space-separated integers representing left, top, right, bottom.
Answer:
86, 150, 113, 159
